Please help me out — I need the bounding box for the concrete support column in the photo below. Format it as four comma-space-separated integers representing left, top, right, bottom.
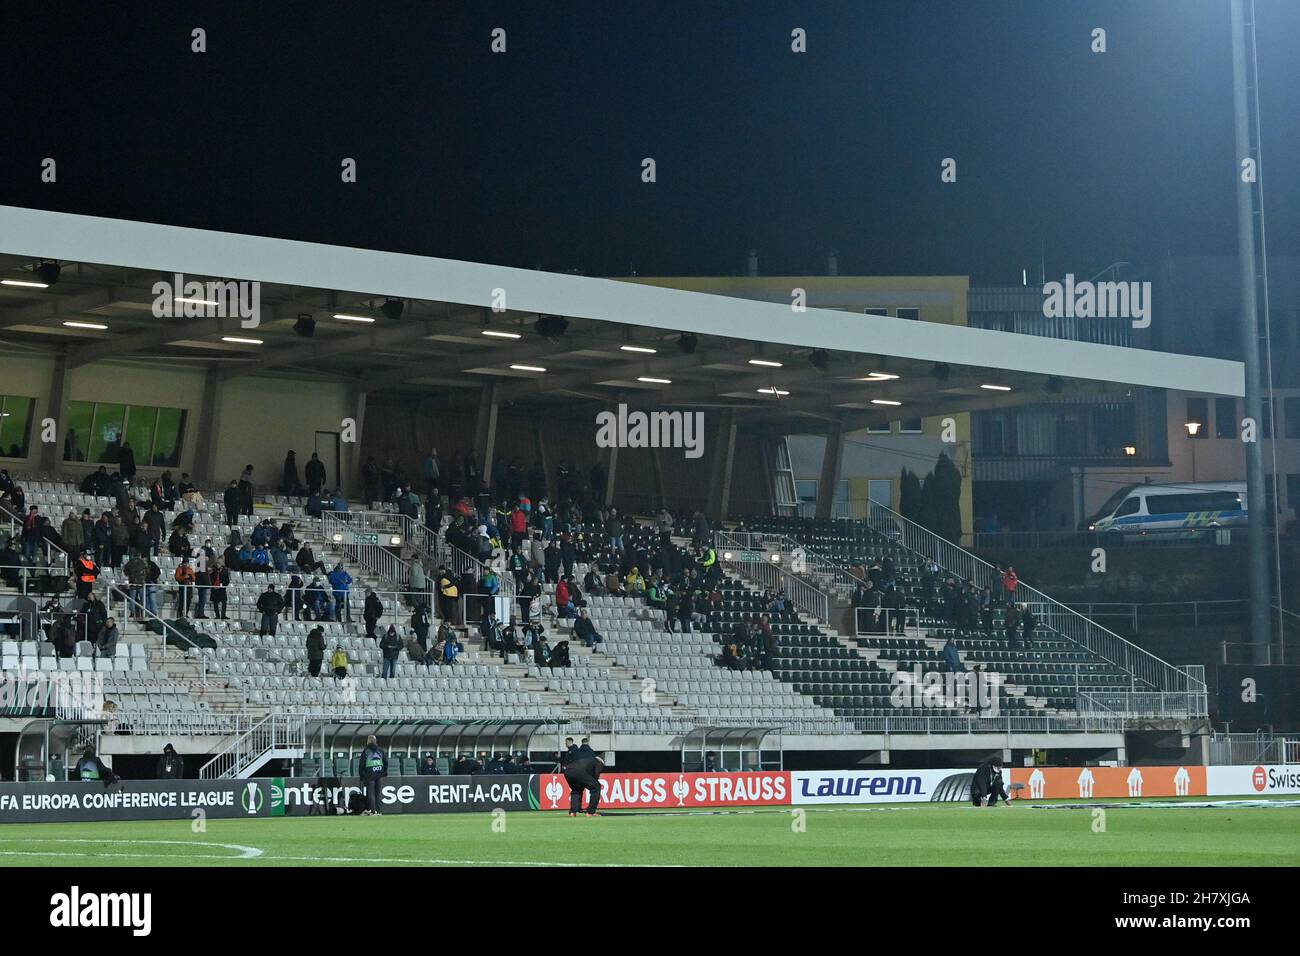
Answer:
604, 443, 619, 508
473, 383, 500, 483
706, 408, 737, 521
342, 382, 368, 497
38, 353, 71, 476
814, 415, 846, 520
532, 416, 550, 500
192, 367, 223, 485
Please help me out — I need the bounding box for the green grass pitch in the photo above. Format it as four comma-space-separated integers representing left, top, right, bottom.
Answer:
1, 800, 1298, 866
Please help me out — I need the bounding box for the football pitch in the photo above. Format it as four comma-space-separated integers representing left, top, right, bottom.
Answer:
1, 800, 1298, 867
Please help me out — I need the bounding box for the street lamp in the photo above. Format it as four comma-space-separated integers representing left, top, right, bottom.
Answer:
1185, 421, 1202, 480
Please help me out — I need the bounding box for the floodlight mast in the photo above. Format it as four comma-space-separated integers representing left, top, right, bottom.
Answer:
1229, 0, 1272, 666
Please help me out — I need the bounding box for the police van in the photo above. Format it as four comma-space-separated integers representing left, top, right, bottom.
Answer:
1086, 481, 1247, 538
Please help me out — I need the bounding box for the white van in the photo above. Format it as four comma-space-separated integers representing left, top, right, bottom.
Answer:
1087, 482, 1248, 537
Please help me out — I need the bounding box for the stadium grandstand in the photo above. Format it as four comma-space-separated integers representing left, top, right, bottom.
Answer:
0, 206, 1244, 781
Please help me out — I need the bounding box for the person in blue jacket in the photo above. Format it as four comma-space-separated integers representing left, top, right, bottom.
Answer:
328, 562, 353, 623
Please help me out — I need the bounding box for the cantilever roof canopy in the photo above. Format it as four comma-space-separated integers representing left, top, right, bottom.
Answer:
0, 205, 1243, 433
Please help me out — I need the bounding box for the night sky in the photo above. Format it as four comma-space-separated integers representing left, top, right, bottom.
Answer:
2, 0, 1297, 282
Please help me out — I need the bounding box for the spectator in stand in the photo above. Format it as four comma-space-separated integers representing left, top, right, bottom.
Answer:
209, 562, 228, 620
625, 566, 646, 596
943, 637, 965, 673
979, 587, 995, 637
278, 450, 300, 496
305, 452, 327, 495
97, 617, 119, 658
328, 562, 353, 623
380, 625, 402, 679
1000, 564, 1019, 602
363, 589, 384, 640
174, 558, 195, 616
119, 442, 137, 481
1021, 604, 1038, 653
436, 567, 459, 624
222, 480, 241, 528
21, 505, 41, 561
1004, 602, 1022, 650
409, 560, 427, 601
329, 488, 348, 513
305, 624, 326, 678
257, 584, 284, 637
330, 644, 349, 683
603, 568, 626, 597
61, 511, 83, 555
238, 465, 255, 516
573, 608, 603, 648
296, 542, 326, 575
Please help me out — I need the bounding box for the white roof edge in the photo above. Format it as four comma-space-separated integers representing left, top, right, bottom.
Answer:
0, 205, 1244, 396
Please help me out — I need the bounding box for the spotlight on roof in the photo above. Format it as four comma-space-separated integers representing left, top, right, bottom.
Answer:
293, 313, 316, 338
931, 362, 950, 382
677, 332, 698, 354
34, 261, 61, 286
534, 314, 569, 338
1045, 375, 1064, 394
808, 349, 829, 370
380, 297, 405, 320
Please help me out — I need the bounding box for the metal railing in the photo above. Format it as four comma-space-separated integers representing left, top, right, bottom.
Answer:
198, 712, 307, 779
850, 500, 1206, 703
1209, 731, 1297, 766
715, 530, 830, 623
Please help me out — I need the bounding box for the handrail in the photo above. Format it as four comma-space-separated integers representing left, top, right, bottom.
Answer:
715, 530, 830, 623
785, 501, 1206, 699
102, 580, 206, 681
198, 712, 306, 779
0, 500, 71, 579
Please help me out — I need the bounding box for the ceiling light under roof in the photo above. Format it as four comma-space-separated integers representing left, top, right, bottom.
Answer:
333, 313, 376, 323
510, 364, 546, 373
637, 376, 672, 384
749, 358, 783, 368
981, 384, 1012, 392
859, 372, 900, 382
62, 320, 108, 330
871, 399, 902, 406
221, 336, 263, 345
482, 329, 521, 339
2, 278, 49, 289
176, 296, 219, 306
756, 387, 790, 396
620, 345, 658, 354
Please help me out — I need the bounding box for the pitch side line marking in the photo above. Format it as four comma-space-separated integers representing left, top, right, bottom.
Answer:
0, 838, 263, 858
0, 838, 685, 867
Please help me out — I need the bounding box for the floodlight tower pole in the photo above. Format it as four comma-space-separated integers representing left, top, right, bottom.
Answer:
1229, 0, 1272, 667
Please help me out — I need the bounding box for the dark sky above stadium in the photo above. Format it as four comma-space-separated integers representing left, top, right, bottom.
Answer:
2, 0, 1297, 283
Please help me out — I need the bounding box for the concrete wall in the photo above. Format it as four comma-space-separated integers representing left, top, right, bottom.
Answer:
0, 353, 352, 490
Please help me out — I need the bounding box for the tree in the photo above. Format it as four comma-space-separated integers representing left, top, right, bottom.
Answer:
899, 468, 922, 523
931, 452, 964, 544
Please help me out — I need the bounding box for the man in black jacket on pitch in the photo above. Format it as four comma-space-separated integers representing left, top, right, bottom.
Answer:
156, 743, 184, 779
359, 735, 388, 815
970, 756, 1011, 807
564, 737, 604, 816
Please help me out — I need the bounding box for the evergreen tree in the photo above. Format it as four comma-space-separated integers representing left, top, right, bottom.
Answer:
899, 467, 922, 523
